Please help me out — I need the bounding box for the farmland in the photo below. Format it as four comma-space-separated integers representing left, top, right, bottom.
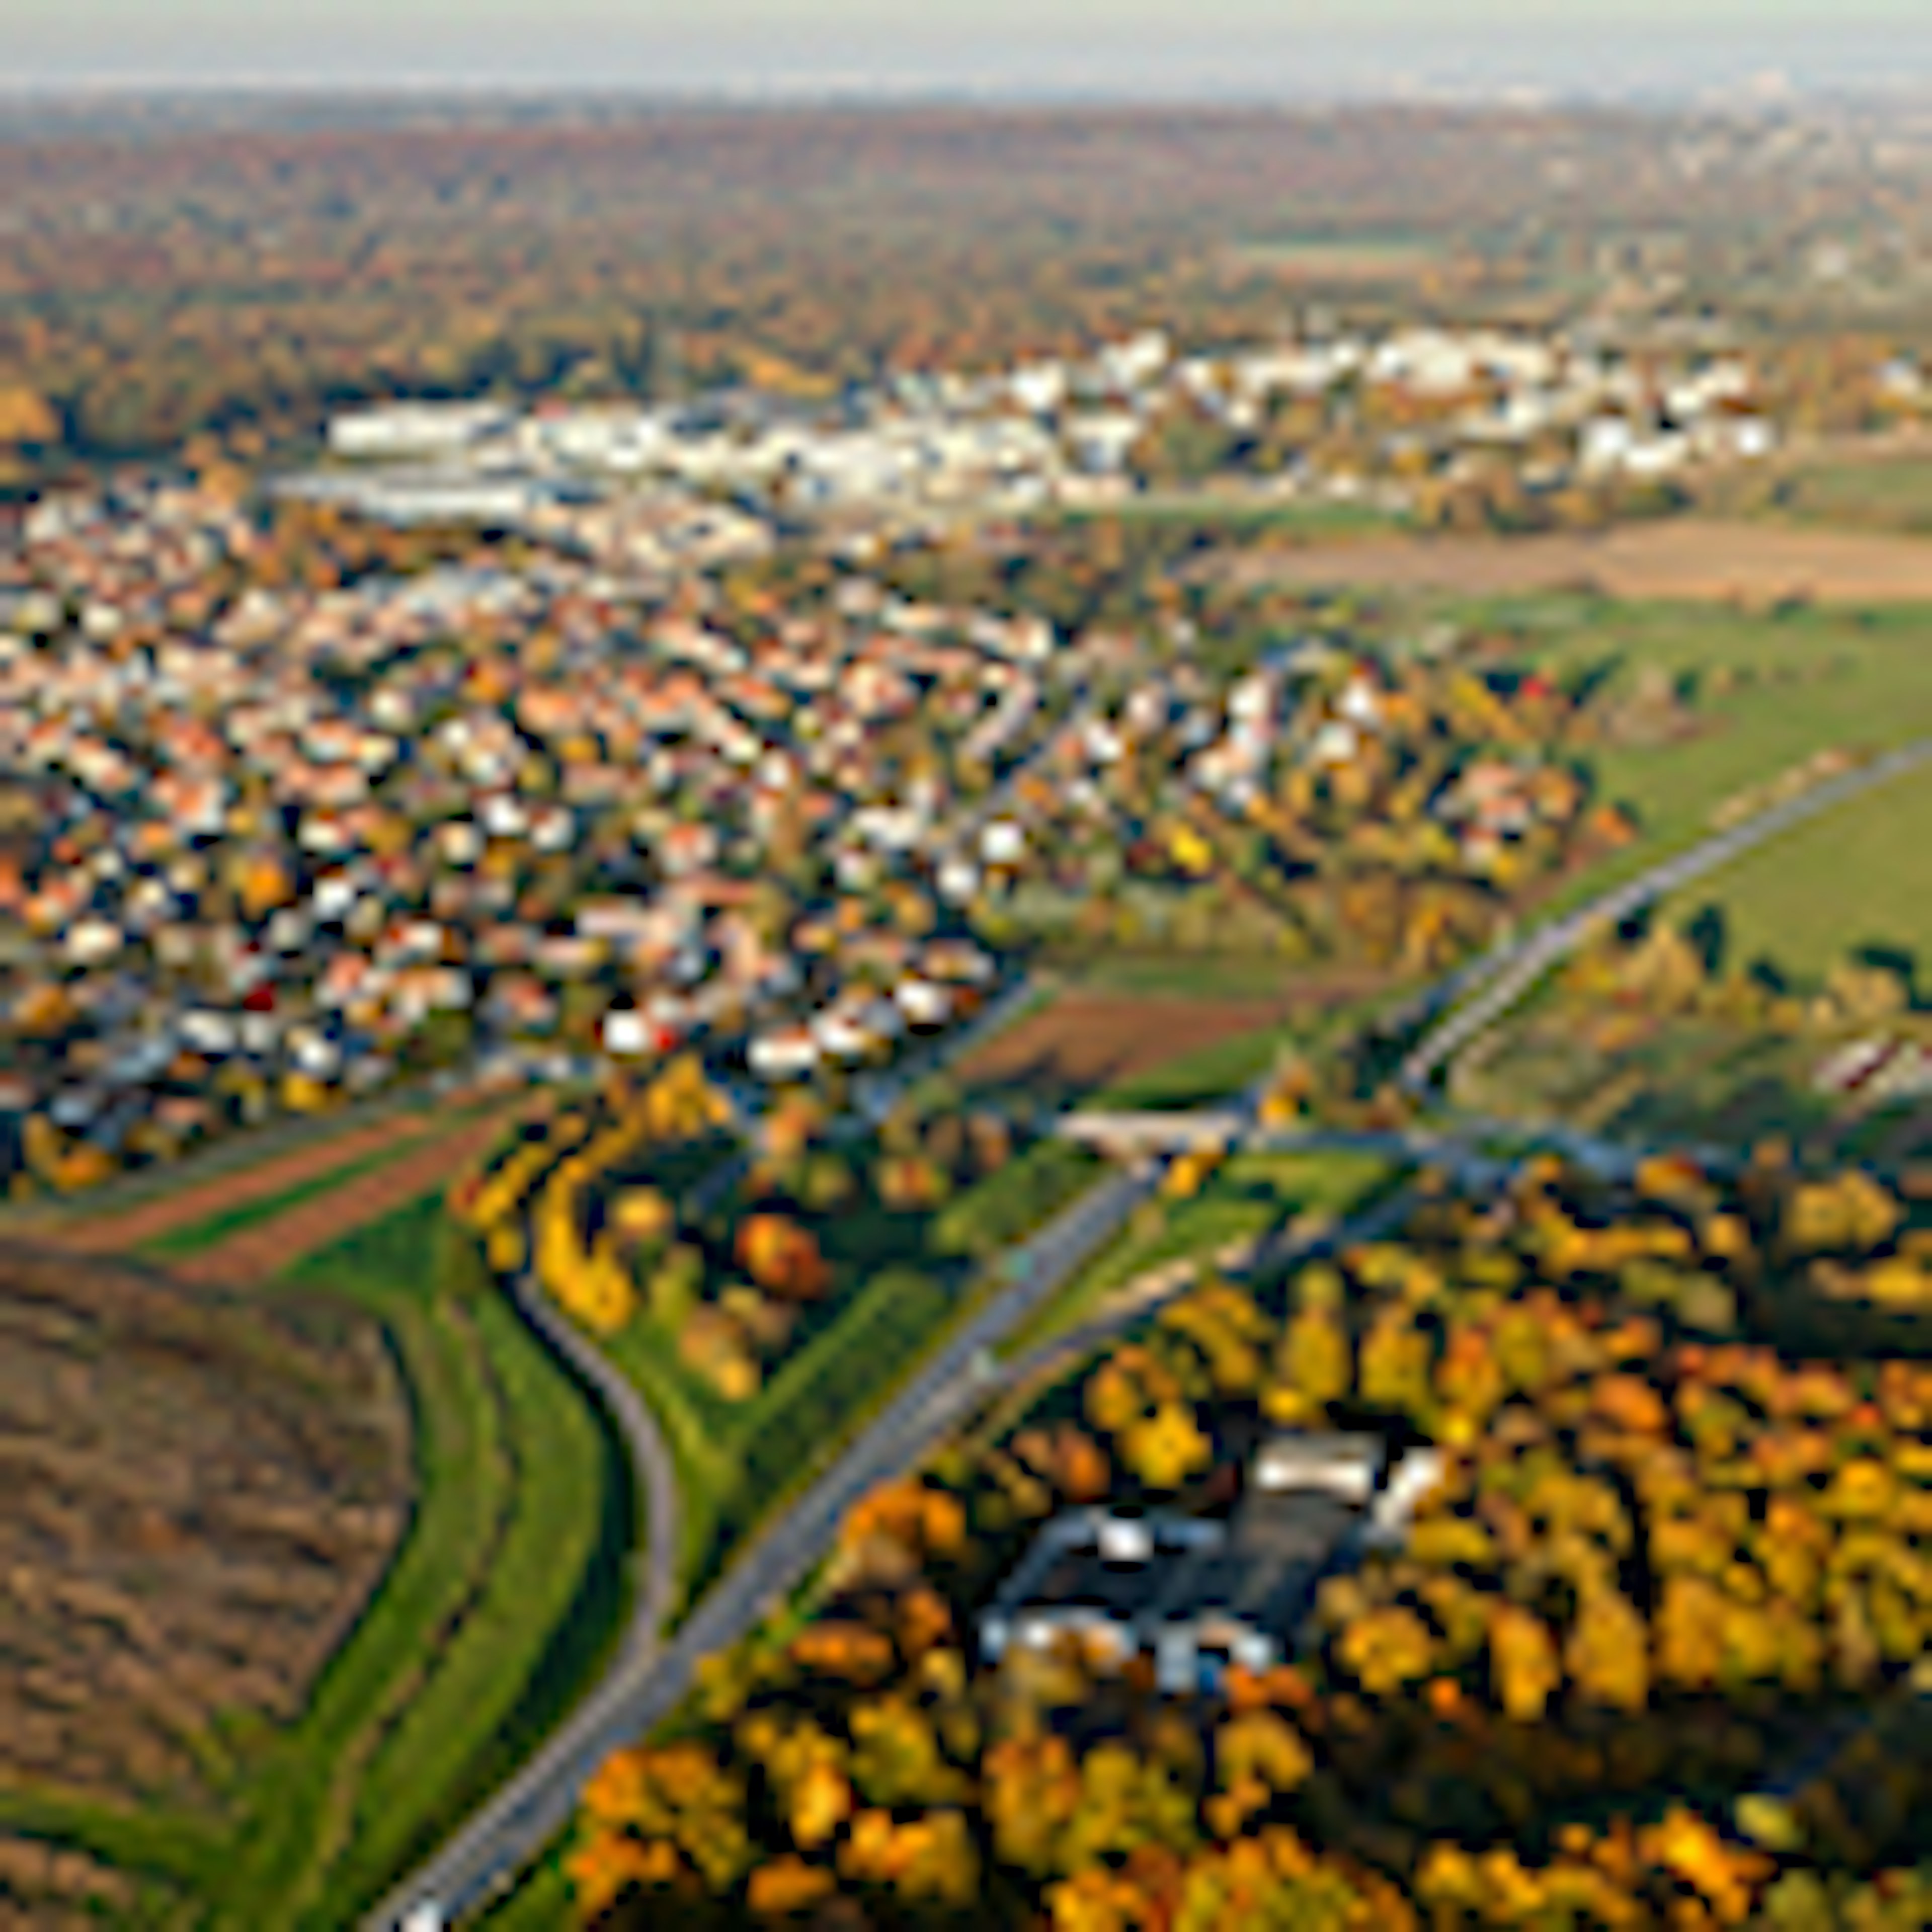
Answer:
0, 1243, 412, 1925
953, 988, 1306, 1104
0, 1168, 628, 1928
1652, 759, 1932, 986
24, 1101, 450, 1254
1715, 445, 1932, 538
172, 1101, 530, 1288
1223, 518, 1932, 603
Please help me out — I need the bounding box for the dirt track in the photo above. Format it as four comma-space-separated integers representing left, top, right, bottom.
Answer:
1221, 518, 1932, 603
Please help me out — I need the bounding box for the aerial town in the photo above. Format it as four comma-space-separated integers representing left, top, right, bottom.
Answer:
5, 92, 1932, 1932
1, 313, 1794, 1199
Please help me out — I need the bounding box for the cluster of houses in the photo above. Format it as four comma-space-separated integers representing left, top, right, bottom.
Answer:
2, 346, 1628, 1197
290, 319, 1784, 530
953, 637, 1594, 950
0, 480, 1055, 1187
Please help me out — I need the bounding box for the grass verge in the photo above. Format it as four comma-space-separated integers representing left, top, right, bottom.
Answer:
598, 1140, 1100, 1609
998, 1149, 1399, 1361
22, 1183, 638, 1930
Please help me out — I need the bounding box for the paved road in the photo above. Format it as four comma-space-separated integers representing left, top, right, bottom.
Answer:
369, 1161, 1154, 1929
1397, 735, 1932, 1091
372, 729, 1932, 1927
504, 1274, 681, 1668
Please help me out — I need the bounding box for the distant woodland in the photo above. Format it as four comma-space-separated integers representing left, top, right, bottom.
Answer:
6, 103, 1932, 477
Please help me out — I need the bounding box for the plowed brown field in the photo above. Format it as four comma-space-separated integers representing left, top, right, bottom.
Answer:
174, 1104, 524, 1287
50, 1107, 443, 1254
1221, 519, 1932, 603
0, 1243, 408, 1807
958, 989, 1309, 1092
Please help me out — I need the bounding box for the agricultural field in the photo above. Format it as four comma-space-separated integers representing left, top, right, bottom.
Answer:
15, 1099, 452, 1253
1224, 232, 1450, 283
1714, 447, 1932, 538
1225, 518, 1932, 603
172, 1102, 531, 1289
0, 1179, 629, 1929
953, 967, 1389, 1117
0, 1243, 411, 1925
954, 989, 1302, 1106
1652, 759, 1932, 987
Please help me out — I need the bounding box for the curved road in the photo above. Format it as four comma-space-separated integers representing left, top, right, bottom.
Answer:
374, 728, 1932, 1928
370, 1164, 1153, 1928
504, 1274, 681, 1671
1397, 735, 1932, 1090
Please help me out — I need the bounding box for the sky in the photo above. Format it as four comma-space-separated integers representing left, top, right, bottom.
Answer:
7, 0, 1932, 100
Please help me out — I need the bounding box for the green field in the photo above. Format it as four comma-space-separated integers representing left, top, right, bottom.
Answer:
1000, 1149, 1399, 1360
1054, 494, 1405, 540
1732, 454, 1932, 536
474, 1854, 573, 1931
601, 1138, 1099, 1606
1654, 760, 1932, 987
24, 1190, 631, 1929
1391, 594, 1932, 908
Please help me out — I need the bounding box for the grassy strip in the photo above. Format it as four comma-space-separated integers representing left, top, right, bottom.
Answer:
998, 1149, 1398, 1360
210, 1286, 513, 1929
929, 1141, 1100, 1260
316, 1289, 622, 1920
701, 1265, 952, 1594
138, 1134, 438, 1260
472, 1852, 574, 1931
602, 1323, 734, 1595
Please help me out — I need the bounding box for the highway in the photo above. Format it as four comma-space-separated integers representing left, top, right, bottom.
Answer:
1397, 735, 1932, 1090
369, 1162, 1155, 1929
373, 725, 1932, 1928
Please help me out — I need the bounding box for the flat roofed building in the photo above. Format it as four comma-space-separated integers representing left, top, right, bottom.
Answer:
978, 1432, 1397, 1691
978, 1510, 1223, 1668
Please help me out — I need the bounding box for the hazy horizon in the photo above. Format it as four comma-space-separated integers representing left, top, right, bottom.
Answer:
7, 1, 1932, 103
